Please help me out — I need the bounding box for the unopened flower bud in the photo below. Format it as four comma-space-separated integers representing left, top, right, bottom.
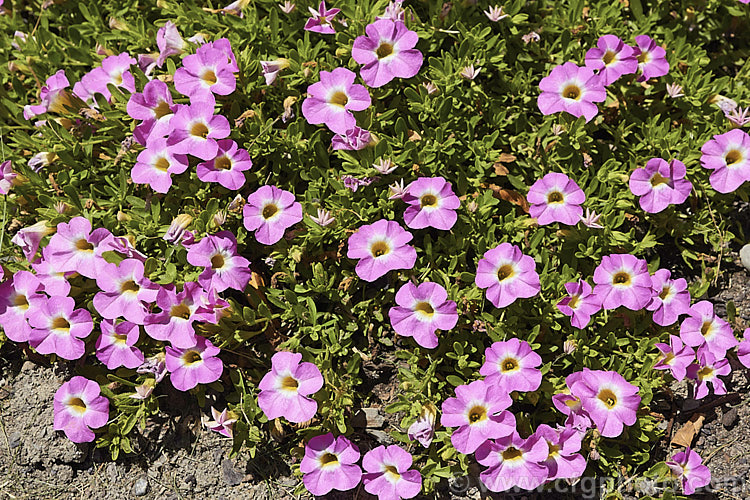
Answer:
563, 339, 577, 354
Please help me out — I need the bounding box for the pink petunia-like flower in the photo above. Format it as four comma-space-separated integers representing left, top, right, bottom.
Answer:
679, 300, 738, 359
667, 447, 711, 496
24, 69, 77, 120
0, 160, 16, 195
557, 279, 601, 328
476, 432, 549, 492
0, 271, 44, 343
527, 172, 586, 226
654, 335, 695, 381
186, 231, 252, 292
127, 80, 177, 145
304, 1, 341, 34
53, 377, 109, 443
242, 185, 303, 245
552, 383, 593, 432
362, 445, 422, 500
174, 44, 237, 99
73, 53, 136, 103
93, 259, 159, 324
535, 424, 587, 481
402, 177, 460, 230
388, 281, 458, 349
407, 405, 436, 448
646, 269, 691, 326
699, 128, 750, 193
629, 158, 693, 213
568, 368, 640, 438
537, 62, 606, 122
42, 217, 114, 279
202, 38, 239, 73
633, 35, 670, 82
440, 379, 515, 455
331, 126, 372, 150
258, 351, 324, 423
479, 338, 542, 394
144, 282, 218, 348
301, 68, 371, 134
197, 139, 252, 190
165, 336, 224, 391
687, 349, 731, 399
260, 58, 290, 85
475, 243, 540, 309
584, 35, 638, 86
95, 319, 145, 369
166, 97, 231, 161
351, 19, 423, 88
300, 433, 362, 496
12, 221, 55, 262
204, 407, 237, 438
131, 137, 189, 193
347, 219, 417, 282
592, 253, 653, 311
31, 259, 71, 297
737, 328, 750, 369
156, 21, 186, 67
27, 296, 93, 360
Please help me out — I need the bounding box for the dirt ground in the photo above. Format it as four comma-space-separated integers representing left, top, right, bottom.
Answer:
0, 257, 748, 500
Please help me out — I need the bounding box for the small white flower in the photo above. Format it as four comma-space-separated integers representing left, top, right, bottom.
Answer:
310, 208, 335, 227
666, 82, 684, 98
579, 208, 603, 229
483, 5, 508, 22
388, 179, 408, 200
373, 158, 397, 175
460, 64, 481, 80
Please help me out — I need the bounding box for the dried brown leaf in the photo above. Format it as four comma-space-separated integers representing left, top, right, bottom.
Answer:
671, 414, 704, 447
488, 184, 530, 213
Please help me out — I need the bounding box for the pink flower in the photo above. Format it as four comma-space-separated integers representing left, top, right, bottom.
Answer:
156, 21, 186, 67
475, 243, 540, 308
646, 269, 691, 326
557, 279, 601, 328
53, 377, 109, 443
258, 351, 324, 423
538, 62, 606, 122
666, 447, 711, 495
42, 217, 114, 279
95, 319, 144, 369
11, 221, 55, 262
584, 35, 637, 86
654, 335, 695, 381
331, 126, 372, 150
440, 379, 515, 454
166, 97, 231, 161
402, 176, 460, 230
687, 349, 730, 399
388, 281, 458, 348
592, 253, 653, 311
362, 445, 422, 500
0, 271, 43, 343
202, 38, 238, 73
527, 172, 585, 225
27, 295, 92, 360
0, 160, 16, 195
737, 328, 750, 368
126, 80, 176, 141
93, 259, 159, 324
303, 1, 340, 34
535, 424, 587, 480
347, 219, 417, 282
699, 128, 750, 193
174, 44, 237, 99
31, 259, 71, 296
629, 158, 692, 213
633, 35, 669, 82
186, 231, 252, 292
407, 406, 436, 447
300, 433, 362, 495
579, 207, 603, 229
132, 138, 189, 193
197, 139, 252, 190
351, 19, 422, 88
552, 388, 592, 432
479, 338, 542, 393
242, 185, 303, 245
73, 53, 136, 103
568, 368, 640, 438
204, 407, 237, 438
165, 336, 224, 391
301, 68, 371, 134
24, 69, 75, 119
476, 432, 549, 492
144, 282, 219, 348
260, 58, 290, 85
378, 1, 406, 22
679, 300, 737, 359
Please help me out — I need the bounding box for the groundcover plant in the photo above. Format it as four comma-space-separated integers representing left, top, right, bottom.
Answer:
1, 0, 750, 498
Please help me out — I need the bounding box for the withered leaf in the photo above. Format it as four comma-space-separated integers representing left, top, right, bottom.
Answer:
671, 414, 704, 447
488, 184, 530, 213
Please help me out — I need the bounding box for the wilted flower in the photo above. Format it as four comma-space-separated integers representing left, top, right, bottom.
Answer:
310, 208, 335, 227
522, 31, 540, 44
204, 407, 237, 437
156, 21, 186, 67
422, 81, 438, 94
260, 58, 290, 85
389, 179, 408, 199
373, 158, 397, 174
163, 214, 193, 244
130, 382, 155, 400
332, 127, 373, 150
0, 160, 17, 195
11, 220, 55, 262
407, 404, 436, 447
563, 339, 577, 354
282, 95, 297, 123
460, 64, 481, 80
727, 106, 750, 127
279, 1, 295, 14
342, 175, 377, 192
666, 82, 684, 98
28, 151, 56, 172
377, 1, 405, 22
483, 5, 508, 22
710, 94, 738, 114
579, 208, 603, 228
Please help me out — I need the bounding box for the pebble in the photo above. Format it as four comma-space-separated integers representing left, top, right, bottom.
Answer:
722, 407, 739, 429
741, 244, 750, 272
352, 407, 386, 428
221, 459, 244, 486
8, 432, 21, 449
133, 476, 149, 496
